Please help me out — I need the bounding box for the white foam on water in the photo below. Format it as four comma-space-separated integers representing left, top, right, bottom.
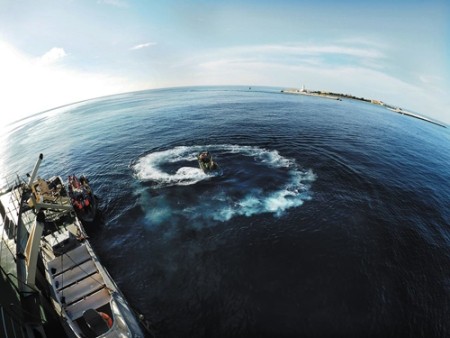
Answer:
145, 202, 172, 225
220, 144, 294, 168
133, 146, 209, 186
134, 145, 316, 221
210, 169, 316, 221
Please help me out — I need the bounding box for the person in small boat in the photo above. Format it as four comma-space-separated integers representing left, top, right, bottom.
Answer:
71, 175, 81, 189
79, 175, 92, 195
199, 152, 209, 167
199, 151, 210, 163
200, 152, 216, 169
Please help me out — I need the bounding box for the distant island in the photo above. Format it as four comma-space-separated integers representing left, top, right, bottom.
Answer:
281, 86, 446, 128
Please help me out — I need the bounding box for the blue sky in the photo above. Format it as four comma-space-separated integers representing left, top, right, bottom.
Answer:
0, 0, 449, 124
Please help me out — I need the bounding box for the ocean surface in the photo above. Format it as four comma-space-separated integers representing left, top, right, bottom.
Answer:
1, 86, 450, 337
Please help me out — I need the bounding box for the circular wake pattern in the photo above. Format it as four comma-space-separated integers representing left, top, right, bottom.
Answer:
133, 145, 316, 224
134, 146, 210, 186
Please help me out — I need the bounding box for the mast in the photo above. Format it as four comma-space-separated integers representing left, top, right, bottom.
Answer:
16, 184, 34, 297
28, 153, 43, 186
20, 154, 72, 290
24, 211, 45, 288
14, 162, 47, 337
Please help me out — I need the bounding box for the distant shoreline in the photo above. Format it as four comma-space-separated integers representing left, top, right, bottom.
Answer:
281, 88, 447, 128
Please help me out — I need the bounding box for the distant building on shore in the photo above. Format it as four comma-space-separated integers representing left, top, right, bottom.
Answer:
371, 99, 384, 106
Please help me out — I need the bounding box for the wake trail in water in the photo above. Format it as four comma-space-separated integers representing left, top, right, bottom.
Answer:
133, 146, 209, 186
133, 145, 316, 223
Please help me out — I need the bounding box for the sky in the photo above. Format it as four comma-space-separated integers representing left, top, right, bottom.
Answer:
0, 0, 449, 125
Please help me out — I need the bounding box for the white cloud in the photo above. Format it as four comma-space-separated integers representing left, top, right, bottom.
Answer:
209, 44, 385, 62
38, 47, 67, 65
258, 44, 383, 59
0, 41, 146, 126
169, 43, 448, 123
130, 42, 157, 50
172, 42, 386, 74
97, 0, 129, 8
1, 38, 447, 126
337, 37, 387, 50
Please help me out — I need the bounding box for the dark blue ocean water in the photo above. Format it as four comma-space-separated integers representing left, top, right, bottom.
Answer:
2, 87, 450, 337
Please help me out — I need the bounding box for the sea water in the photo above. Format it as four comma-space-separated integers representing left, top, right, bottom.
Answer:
2, 87, 450, 337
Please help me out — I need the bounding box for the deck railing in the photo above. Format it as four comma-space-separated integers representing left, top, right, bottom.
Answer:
0, 304, 28, 338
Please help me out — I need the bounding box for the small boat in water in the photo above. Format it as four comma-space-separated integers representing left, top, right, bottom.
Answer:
197, 151, 219, 173
24, 154, 146, 338
68, 175, 97, 223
